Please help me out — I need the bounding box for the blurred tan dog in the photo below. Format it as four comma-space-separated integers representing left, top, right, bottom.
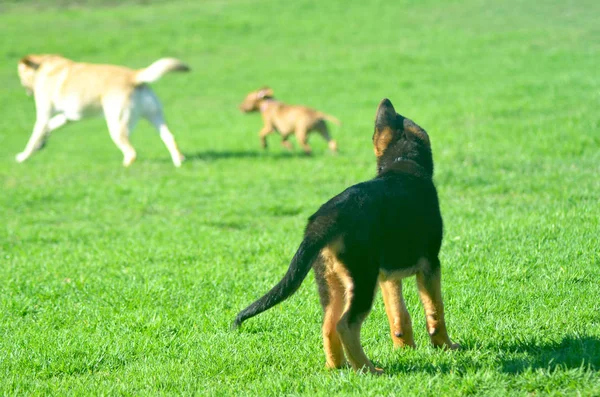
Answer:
16, 54, 190, 167
239, 87, 339, 154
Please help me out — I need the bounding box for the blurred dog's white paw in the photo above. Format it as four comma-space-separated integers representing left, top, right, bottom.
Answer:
16, 152, 29, 163
173, 153, 185, 167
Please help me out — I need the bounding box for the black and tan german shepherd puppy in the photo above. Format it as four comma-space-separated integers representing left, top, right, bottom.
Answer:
233, 98, 459, 374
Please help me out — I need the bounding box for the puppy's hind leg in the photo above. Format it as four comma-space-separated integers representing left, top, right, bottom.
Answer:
280, 135, 294, 151
335, 264, 381, 374
139, 87, 184, 167
314, 258, 347, 369
380, 278, 415, 348
314, 121, 337, 153
295, 127, 312, 155
416, 257, 459, 350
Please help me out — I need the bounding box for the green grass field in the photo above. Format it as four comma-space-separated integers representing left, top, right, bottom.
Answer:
1, 0, 599, 395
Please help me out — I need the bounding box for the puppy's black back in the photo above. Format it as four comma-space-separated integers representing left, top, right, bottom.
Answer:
309, 170, 442, 278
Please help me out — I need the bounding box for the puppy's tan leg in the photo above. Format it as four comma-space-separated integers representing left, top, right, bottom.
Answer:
314, 121, 337, 153
335, 267, 381, 374
295, 128, 312, 155
280, 135, 293, 151
379, 278, 415, 348
416, 258, 459, 350
322, 272, 347, 369
259, 125, 274, 149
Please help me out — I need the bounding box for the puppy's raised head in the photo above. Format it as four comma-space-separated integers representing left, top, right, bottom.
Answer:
18, 54, 56, 95
372, 98, 433, 176
239, 86, 274, 112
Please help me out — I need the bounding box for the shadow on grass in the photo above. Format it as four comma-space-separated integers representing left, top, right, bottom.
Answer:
499, 335, 600, 373
383, 335, 600, 375
183, 150, 310, 162
203, 220, 247, 230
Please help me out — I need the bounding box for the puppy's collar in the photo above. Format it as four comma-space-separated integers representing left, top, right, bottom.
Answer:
259, 98, 275, 112
387, 157, 431, 178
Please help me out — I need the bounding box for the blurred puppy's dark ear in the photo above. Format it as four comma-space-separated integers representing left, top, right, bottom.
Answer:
20, 55, 41, 70
257, 87, 274, 98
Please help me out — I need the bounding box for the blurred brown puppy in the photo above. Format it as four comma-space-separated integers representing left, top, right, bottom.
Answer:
16, 54, 189, 167
239, 87, 339, 154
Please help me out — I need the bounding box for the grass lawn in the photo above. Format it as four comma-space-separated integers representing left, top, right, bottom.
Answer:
1, 0, 599, 394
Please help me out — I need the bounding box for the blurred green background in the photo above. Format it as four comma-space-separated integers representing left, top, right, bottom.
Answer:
1, 0, 599, 395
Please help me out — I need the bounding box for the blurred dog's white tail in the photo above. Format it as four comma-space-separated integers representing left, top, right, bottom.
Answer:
134, 58, 190, 85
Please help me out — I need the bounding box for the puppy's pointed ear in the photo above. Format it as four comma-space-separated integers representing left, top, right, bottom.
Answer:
373, 98, 399, 156
20, 55, 42, 70
257, 87, 274, 98
403, 117, 430, 146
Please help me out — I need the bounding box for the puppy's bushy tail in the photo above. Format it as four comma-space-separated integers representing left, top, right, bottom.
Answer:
318, 112, 342, 126
134, 58, 190, 85
232, 227, 332, 330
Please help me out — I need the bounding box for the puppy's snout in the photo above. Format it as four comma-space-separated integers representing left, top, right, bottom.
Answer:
239, 102, 253, 112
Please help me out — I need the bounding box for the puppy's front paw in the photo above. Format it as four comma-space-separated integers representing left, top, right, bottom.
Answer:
448, 342, 461, 350
16, 152, 29, 163
434, 340, 461, 351
359, 366, 384, 375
